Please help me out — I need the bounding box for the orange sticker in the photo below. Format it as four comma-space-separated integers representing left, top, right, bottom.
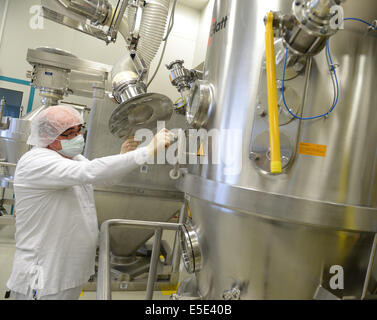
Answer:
197, 142, 205, 156
298, 142, 327, 157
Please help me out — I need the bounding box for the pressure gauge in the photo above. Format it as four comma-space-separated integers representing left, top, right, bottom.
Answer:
186, 80, 214, 128
179, 222, 202, 274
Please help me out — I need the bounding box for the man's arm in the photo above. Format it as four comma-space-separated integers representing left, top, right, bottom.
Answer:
16, 129, 174, 189
16, 147, 151, 189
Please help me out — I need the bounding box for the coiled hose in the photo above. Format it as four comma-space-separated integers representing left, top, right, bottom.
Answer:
138, 0, 169, 68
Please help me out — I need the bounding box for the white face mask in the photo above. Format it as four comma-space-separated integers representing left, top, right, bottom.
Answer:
58, 135, 85, 158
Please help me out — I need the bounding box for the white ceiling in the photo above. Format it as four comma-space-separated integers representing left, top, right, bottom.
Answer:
178, 0, 209, 11
108, 0, 209, 11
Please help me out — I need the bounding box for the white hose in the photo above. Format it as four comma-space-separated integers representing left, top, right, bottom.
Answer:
136, 0, 170, 68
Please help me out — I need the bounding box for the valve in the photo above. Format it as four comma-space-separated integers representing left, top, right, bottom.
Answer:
222, 287, 241, 301
166, 60, 197, 94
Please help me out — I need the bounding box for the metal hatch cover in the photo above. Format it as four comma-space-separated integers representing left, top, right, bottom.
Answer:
35, 47, 77, 58
108, 93, 173, 139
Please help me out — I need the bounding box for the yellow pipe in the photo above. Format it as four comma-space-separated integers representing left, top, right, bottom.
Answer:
265, 12, 282, 174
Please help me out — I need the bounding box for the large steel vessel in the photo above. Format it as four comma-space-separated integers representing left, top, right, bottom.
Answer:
175, 0, 377, 299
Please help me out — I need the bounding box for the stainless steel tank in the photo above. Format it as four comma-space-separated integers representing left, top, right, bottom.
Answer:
175, 0, 377, 299
0, 106, 47, 179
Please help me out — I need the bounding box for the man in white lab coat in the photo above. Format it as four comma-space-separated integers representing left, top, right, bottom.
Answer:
6, 105, 174, 300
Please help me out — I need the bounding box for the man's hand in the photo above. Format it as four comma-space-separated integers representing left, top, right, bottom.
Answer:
121, 136, 139, 154
147, 129, 176, 156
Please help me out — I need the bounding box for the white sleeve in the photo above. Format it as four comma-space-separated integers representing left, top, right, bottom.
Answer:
15, 147, 151, 189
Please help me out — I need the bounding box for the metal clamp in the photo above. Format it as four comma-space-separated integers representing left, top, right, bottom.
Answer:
130, 51, 148, 82
166, 60, 194, 93
222, 287, 241, 300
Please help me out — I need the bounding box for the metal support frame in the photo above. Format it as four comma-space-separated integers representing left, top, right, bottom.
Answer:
97, 218, 183, 300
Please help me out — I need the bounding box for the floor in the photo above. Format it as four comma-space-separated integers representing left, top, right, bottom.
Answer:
0, 222, 184, 300
0, 224, 16, 300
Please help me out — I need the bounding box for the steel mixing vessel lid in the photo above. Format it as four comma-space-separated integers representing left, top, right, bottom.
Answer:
108, 93, 173, 139
35, 47, 77, 58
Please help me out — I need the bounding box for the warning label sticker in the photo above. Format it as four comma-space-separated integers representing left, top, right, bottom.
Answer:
298, 142, 327, 157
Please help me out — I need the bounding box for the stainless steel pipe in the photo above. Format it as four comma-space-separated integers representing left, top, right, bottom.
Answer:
57, 0, 112, 25
97, 219, 182, 300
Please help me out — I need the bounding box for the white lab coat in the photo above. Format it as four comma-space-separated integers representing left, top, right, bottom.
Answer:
6, 146, 150, 297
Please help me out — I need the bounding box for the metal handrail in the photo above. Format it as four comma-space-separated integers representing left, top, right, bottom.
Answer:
0, 162, 17, 167
97, 218, 183, 300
